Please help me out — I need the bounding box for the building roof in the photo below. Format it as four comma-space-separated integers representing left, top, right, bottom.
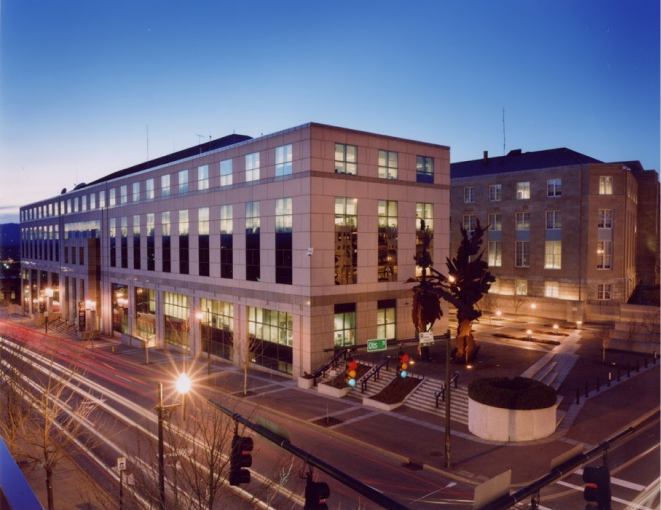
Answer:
451, 148, 603, 179
83, 132, 252, 188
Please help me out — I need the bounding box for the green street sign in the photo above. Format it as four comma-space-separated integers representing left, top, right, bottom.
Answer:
367, 338, 387, 352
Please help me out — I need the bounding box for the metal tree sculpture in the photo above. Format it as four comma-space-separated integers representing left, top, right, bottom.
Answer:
411, 218, 494, 363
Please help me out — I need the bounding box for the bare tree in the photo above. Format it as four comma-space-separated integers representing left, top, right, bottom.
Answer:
595, 324, 612, 363
0, 339, 32, 456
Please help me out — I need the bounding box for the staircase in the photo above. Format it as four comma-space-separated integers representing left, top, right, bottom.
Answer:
404, 378, 470, 425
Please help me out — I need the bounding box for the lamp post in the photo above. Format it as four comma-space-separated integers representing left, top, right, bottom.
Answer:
155, 374, 191, 510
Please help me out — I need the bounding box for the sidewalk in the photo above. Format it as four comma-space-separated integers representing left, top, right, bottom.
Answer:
2, 315, 659, 502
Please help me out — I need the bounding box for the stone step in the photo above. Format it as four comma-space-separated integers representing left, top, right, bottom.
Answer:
405, 379, 469, 425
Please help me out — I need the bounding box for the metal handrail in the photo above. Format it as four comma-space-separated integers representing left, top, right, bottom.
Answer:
435, 371, 460, 408
360, 356, 391, 393
309, 348, 350, 386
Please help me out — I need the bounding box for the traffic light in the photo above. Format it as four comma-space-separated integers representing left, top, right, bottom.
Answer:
304, 476, 330, 510
229, 434, 253, 486
583, 465, 611, 510
397, 351, 410, 378
345, 358, 358, 387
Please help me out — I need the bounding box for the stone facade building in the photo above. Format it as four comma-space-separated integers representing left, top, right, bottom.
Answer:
19, 123, 450, 379
451, 148, 659, 323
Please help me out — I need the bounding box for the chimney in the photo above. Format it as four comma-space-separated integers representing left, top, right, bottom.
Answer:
483, 150, 488, 163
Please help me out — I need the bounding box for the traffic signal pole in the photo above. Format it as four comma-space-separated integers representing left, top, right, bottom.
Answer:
477, 427, 633, 510
207, 399, 412, 510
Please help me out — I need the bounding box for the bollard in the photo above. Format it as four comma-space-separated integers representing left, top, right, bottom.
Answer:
576, 388, 580, 405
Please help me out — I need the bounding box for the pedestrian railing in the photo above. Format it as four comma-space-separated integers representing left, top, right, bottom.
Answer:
360, 356, 391, 393
309, 348, 350, 386
435, 371, 460, 408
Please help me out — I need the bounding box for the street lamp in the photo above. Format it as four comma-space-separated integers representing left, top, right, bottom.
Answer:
155, 375, 191, 510
553, 323, 559, 335
526, 329, 533, 341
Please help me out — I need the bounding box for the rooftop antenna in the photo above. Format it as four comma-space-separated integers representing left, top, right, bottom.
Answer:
502, 107, 506, 155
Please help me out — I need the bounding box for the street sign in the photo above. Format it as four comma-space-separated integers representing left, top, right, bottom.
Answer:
117, 457, 127, 471
419, 331, 434, 345
367, 338, 387, 352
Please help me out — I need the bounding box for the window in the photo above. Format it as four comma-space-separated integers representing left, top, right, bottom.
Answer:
335, 197, 358, 285
545, 241, 562, 269
464, 187, 475, 203
133, 215, 141, 270
463, 214, 477, 232
162, 211, 171, 273
517, 182, 530, 200
334, 303, 356, 346
415, 203, 434, 271
99, 190, 105, 208
547, 179, 562, 197
488, 241, 502, 267
220, 159, 233, 186
132, 182, 140, 202
489, 184, 502, 201
516, 212, 530, 230
597, 284, 612, 300
377, 299, 396, 340
598, 209, 612, 229
335, 144, 357, 175
246, 201, 260, 281
178, 170, 189, 194
599, 176, 613, 195
545, 282, 559, 298
163, 292, 190, 349
515, 279, 528, 295
597, 241, 612, 269
120, 185, 128, 204
248, 307, 293, 374
109, 189, 116, 207
147, 213, 155, 271
161, 175, 171, 197
90, 193, 96, 210
120, 217, 128, 268
416, 156, 434, 183
515, 241, 530, 268
246, 152, 260, 182
275, 198, 292, 284
198, 165, 209, 190
546, 211, 562, 229
275, 145, 293, 177
488, 213, 502, 231
220, 205, 233, 279
146, 178, 154, 200
81, 195, 87, 211
378, 200, 398, 281
378, 150, 398, 179
198, 207, 209, 277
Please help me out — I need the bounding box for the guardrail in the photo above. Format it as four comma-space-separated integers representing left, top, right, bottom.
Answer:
360, 356, 391, 393
435, 371, 460, 408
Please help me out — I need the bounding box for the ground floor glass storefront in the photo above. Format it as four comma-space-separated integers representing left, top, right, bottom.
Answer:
134, 287, 156, 342
112, 283, 129, 334
164, 292, 190, 350
248, 307, 293, 375
199, 298, 234, 361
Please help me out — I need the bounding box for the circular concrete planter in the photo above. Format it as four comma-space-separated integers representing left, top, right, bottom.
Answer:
468, 397, 559, 442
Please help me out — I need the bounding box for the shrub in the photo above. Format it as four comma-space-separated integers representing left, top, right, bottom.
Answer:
468, 377, 557, 410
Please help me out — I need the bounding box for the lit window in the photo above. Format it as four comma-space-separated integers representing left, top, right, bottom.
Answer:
546, 211, 562, 229
516, 212, 530, 230
598, 209, 612, 229
133, 182, 140, 202
463, 214, 477, 232
597, 284, 612, 300
120, 185, 128, 204
515, 241, 530, 268
246, 152, 260, 182
547, 179, 562, 197
599, 176, 613, 195
146, 178, 154, 200
198, 165, 209, 190
275, 145, 293, 177
378, 150, 398, 179
517, 182, 530, 200
488, 213, 502, 231
488, 241, 502, 267
109, 189, 116, 206
464, 187, 475, 203
597, 241, 612, 269
545, 282, 559, 298
334, 303, 356, 346
161, 175, 171, 197
376, 300, 396, 340
515, 279, 528, 295
489, 184, 502, 201
545, 241, 562, 269
335, 144, 357, 175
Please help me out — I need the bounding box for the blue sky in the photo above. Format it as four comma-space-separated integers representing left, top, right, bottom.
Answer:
0, 0, 658, 223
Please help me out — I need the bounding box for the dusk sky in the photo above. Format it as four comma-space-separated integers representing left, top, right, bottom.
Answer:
0, 0, 658, 224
